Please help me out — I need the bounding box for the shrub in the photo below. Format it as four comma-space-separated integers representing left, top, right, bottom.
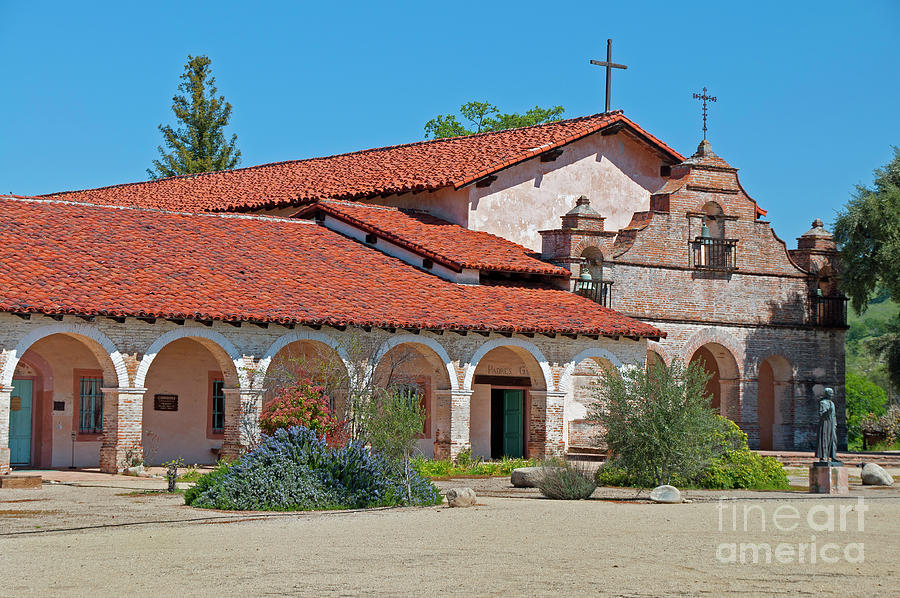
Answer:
183, 459, 234, 505
538, 462, 597, 500
185, 427, 442, 511
259, 378, 342, 442
587, 359, 725, 487
594, 419, 790, 490
860, 405, 900, 445
358, 387, 426, 462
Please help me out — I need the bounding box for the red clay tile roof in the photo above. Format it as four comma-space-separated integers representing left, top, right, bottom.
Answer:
42, 112, 683, 213
292, 200, 570, 277
0, 196, 663, 338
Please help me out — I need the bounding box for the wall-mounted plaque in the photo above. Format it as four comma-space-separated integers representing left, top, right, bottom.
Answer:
10, 396, 21, 411
154, 394, 178, 411
53, 401, 66, 411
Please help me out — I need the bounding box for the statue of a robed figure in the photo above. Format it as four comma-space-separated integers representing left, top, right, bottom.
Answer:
815, 387, 841, 465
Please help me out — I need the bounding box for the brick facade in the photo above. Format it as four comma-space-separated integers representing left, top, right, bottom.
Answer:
541, 140, 847, 450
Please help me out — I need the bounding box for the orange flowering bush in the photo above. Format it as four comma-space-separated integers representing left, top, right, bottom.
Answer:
259, 379, 343, 443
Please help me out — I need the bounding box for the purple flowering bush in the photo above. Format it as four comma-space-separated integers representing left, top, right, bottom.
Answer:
185, 427, 442, 511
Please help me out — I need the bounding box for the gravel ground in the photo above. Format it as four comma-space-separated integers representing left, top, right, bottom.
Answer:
0, 470, 898, 597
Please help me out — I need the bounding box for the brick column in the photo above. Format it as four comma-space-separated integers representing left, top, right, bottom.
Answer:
438, 390, 472, 461
220, 388, 264, 460
528, 390, 567, 458
432, 389, 452, 460
0, 385, 12, 474
99, 387, 146, 473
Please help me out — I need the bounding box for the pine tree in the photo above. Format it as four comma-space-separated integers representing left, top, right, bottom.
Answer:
148, 55, 241, 179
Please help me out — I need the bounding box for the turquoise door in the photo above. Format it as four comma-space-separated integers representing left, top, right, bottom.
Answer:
502, 390, 524, 458
9, 379, 33, 466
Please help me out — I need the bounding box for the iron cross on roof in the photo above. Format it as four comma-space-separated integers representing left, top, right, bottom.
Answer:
692, 87, 717, 140
590, 39, 628, 114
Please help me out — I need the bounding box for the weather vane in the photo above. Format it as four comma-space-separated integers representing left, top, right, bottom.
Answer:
692, 87, 717, 140
590, 39, 628, 114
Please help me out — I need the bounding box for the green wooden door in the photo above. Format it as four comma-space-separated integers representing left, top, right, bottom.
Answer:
502, 390, 524, 458
9, 379, 33, 466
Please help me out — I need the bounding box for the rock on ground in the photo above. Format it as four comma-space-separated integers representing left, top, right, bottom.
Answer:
446, 487, 476, 507
861, 463, 894, 486
649, 485, 682, 504
510, 466, 565, 488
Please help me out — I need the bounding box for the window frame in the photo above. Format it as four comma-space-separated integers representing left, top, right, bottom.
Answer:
72, 369, 104, 440
207, 372, 226, 439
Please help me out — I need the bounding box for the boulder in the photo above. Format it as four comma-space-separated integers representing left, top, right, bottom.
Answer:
649, 484, 682, 504
510, 466, 565, 488
123, 465, 145, 477
446, 487, 476, 507
861, 463, 894, 486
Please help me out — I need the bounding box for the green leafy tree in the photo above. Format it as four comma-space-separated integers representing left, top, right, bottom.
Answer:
845, 370, 888, 444
833, 148, 900, 389
587, 360, 725, 487
424, 101, 564, 139
148, 55, 241, 179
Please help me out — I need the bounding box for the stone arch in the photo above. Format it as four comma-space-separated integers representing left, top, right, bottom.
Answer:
258, 330, 351, 388
135, 328, 245, 389
558, 347, 624, 450
757, 354, 794, 450
463, 337, 553, 392
373, 335, 458, 391
558, 347, 623, 395
687, 340, 741, 419
701, 201, 726, 238
646, 340, 672, 366
1, 322, 128, 387
682, 328, 744, 379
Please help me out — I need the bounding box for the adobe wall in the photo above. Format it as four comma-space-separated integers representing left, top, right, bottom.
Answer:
466, 131, 666, 251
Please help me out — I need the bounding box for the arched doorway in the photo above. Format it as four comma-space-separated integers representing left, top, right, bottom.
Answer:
688, 343, 739, 419
757, 355, 793, 450
141, 336, 241, 465
469, 344, 549, 459
5, 329, 124, 469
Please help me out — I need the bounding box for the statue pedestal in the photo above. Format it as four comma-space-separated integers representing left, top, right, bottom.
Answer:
809, 463, 849, 495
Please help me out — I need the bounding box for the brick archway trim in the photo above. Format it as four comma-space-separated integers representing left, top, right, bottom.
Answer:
681, 327, 744, 380
2, 322, 128, 388
135, 328, 247, 389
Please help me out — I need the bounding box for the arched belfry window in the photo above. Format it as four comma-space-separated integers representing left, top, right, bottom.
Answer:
691, 201, 736, 271
702, 202, 725, 239
574, 247, 612, 307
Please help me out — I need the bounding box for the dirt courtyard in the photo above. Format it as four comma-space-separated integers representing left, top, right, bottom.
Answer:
1, 472, 898, 597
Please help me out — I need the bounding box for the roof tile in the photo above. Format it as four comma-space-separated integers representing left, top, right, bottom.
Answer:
0, 196, 663, 338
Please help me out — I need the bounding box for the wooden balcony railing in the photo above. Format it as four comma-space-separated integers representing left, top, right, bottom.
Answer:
691, 237, 737, 271
809, 294, 848, 327
574, 279, 613, 307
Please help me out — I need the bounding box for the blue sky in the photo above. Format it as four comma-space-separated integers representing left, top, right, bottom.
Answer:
1, 1, 897, 242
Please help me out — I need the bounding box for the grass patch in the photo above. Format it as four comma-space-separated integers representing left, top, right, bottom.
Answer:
412, 456, 537, 479
177, 467, 204, 483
